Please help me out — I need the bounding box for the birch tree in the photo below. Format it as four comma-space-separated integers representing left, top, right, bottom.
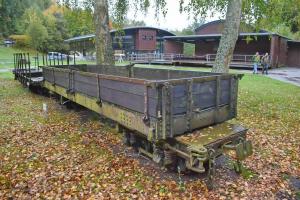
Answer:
68, 0, 266, 70
94, 0, 114, 65
212, 0, 242, 73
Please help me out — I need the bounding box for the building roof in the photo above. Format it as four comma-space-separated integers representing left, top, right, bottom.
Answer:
288, 40, 300, 43
194, 20, 269, 34
194, 20, 225, 33
110, 26, 175, 36
164, 32, 289, 43
65, 26, 175, 43
65, 34, 95, 42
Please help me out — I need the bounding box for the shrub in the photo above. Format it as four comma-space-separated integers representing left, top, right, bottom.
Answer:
26, 22, 48, 51
9, 35, 31, 48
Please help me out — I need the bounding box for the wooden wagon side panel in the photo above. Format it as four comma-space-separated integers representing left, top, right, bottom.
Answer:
53, 70, 70, 88
133, 68, 172, 80
168, 70, 212, 79
99, 79, 158, 117
43, 67, 54, 83
163, 75, 240, 137
73, 71, 98, 98
43, 67, 70, 88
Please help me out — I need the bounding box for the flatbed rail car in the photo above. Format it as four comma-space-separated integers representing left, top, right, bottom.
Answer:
13, 53, 43, 87
42, 65, 253, 178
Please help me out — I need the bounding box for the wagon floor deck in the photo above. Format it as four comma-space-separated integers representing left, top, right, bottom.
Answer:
176, 122, 246, 146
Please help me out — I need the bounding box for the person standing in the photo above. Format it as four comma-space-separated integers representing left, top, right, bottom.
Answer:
253, 52, 260, 74
261, 53, 270, 75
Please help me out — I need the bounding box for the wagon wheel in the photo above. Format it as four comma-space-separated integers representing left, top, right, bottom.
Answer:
152, 145, 164, 166
122, 130, 130, 146
176, 157, 187, 173
129, 133, 140, 152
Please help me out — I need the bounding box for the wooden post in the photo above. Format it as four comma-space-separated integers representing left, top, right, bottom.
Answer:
14, 54, 16, 80
28, 53, 31, 84
24, 53, 28, 86
37, 53, 39, 67
73, 53, 76, 65
214, 76, 221, 123
16, 54, 19, 80
20, 53, 23, 84
67, 53, 70, 66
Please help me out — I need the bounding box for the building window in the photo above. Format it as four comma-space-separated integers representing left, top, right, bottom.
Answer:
142, 35, 154, 41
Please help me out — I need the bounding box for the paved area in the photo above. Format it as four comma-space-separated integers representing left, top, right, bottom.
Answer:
268, 67, 300, 87
0, 69, 11, 73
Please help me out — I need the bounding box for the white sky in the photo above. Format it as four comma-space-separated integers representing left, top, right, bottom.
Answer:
126, 0, 222, 31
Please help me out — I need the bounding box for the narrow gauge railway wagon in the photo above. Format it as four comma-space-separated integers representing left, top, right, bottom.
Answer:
42, 65, 253, 180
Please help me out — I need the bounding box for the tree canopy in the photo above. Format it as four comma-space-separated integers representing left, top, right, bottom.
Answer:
0, 0, 52, 37
1, 0, 300, 62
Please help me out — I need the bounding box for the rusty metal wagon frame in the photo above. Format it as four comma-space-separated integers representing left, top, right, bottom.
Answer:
12, 52, 253, 185
41, 65, 253, 179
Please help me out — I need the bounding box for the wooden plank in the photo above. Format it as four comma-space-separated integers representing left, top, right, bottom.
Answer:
100, 87, 158, 117
100, 79, 157, 98
43, 81, 153, 139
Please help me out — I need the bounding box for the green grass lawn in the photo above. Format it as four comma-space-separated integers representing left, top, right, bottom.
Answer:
0, 47, 39, 69
0, 46, 23, 59
0, 71, 14, 79
238, 74, 300, 128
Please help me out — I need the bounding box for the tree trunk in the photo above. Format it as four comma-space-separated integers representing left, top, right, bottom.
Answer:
94, 0, 114, 65
212, 0, 242, 73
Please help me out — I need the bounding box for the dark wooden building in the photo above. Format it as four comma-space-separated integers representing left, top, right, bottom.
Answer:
164, 20, 300, 68
65, 27, 175, 56
287, 41, 300, 68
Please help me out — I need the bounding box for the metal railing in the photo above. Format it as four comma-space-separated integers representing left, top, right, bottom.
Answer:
124, 53, 264, 64
40, 53, 77, 67
206, 54, 266, 63
127, 53, 184, 62
13, 53, 32, 85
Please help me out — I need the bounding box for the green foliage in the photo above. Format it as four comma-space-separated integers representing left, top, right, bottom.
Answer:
64, 7, 94, 37
107, 0, 267, 27
0, 0, 72, 52
123, 19, 146, 27
184, 43, 195, 56
43, 13, 70, 52
0, 0, 52, 37
9, 35, 30, 48
258, 0, 300, 40
109, 0, 299, 40
26, 21, 48, 51
17, 7, 45, 34
171, 19, 204, 56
